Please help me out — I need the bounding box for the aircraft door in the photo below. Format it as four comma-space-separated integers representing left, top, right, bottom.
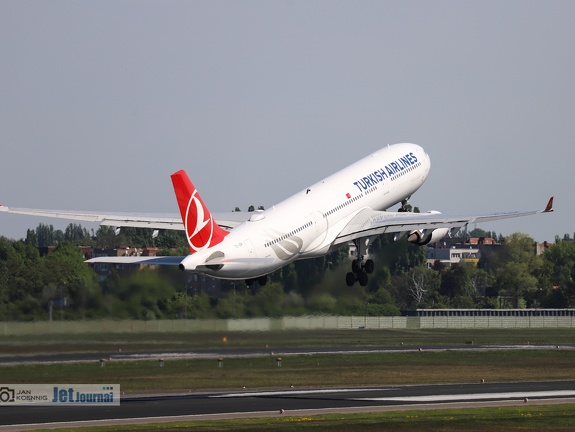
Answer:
311, 211, 327, 234
381, 178, 390, 195
243, 239, 256, 257
307, 211, 328, 252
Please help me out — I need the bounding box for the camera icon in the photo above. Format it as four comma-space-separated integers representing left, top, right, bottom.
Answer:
0, 387, 15, 403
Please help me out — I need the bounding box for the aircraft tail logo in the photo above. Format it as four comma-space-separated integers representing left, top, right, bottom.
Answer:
171, 170, 229, 253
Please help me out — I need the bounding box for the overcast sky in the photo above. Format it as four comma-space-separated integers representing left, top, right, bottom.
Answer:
1, 1, 573, 243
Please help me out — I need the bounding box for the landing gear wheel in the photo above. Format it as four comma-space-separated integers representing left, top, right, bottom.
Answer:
364, 259, 375, 274
258, 276, 268, 286
357, 271, 368, 287
351, 259, 361, 274
346, 272, 356, 287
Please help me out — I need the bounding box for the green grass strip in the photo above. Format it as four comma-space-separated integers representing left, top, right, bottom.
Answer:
2, 350, 574, 391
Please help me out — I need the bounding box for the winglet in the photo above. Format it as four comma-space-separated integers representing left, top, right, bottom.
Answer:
543, 196, 554, 213
171, 170, 229, 253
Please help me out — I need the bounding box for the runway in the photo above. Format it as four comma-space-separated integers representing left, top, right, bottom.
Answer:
1, 380, 574, 430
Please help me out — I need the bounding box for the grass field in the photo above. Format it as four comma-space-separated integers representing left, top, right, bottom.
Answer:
2, 328, 575, 356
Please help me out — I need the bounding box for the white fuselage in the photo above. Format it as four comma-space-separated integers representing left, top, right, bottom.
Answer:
180, 143, 430, 279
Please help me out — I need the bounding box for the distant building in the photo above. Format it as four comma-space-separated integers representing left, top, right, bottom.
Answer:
426, 237, 501, 269
534, 241, 553, 256
427, 236, 553, 270
90, 246, 159, 278
464, 237, 498, 246
426, 245, 480, 268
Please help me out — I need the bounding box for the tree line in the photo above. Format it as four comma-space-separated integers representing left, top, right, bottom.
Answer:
1, 221, 575, 321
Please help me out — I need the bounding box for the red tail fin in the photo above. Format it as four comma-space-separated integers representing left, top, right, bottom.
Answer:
171, 170, 229, 253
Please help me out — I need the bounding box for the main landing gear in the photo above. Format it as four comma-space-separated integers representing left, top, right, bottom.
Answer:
346, 236, 376, 287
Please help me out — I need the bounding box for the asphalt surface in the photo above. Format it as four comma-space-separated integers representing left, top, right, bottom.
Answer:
1, 380, 575, 430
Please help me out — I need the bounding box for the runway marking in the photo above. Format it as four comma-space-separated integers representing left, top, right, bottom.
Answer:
356, 390, 575, 402
212, 388, 392, 398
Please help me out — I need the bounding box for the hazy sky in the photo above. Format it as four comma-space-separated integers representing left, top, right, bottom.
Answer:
1, 1, 573, 243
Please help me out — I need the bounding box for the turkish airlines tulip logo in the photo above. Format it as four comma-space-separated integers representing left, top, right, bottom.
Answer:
185, 189, 214, 252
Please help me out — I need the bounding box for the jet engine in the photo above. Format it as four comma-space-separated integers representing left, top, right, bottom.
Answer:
407, 227, 450, 246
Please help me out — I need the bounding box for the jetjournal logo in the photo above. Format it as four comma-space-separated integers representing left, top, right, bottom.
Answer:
0, 384, 120, 406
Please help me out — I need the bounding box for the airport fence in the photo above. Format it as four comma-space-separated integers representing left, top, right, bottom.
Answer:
2, 314, 575, 336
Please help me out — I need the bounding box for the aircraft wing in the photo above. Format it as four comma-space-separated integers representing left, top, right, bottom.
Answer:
334, 196, 554, 244
0, 205, 251, 231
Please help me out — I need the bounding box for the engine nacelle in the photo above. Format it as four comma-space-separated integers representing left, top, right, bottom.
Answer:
407, 227, 450, 246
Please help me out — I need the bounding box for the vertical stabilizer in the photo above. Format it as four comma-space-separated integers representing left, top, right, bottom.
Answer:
171, 170, 229, 253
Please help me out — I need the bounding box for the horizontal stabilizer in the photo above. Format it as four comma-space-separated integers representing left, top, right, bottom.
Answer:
86, 256, 186, 266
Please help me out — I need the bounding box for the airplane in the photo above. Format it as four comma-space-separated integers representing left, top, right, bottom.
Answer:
0, 143, 554, 287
